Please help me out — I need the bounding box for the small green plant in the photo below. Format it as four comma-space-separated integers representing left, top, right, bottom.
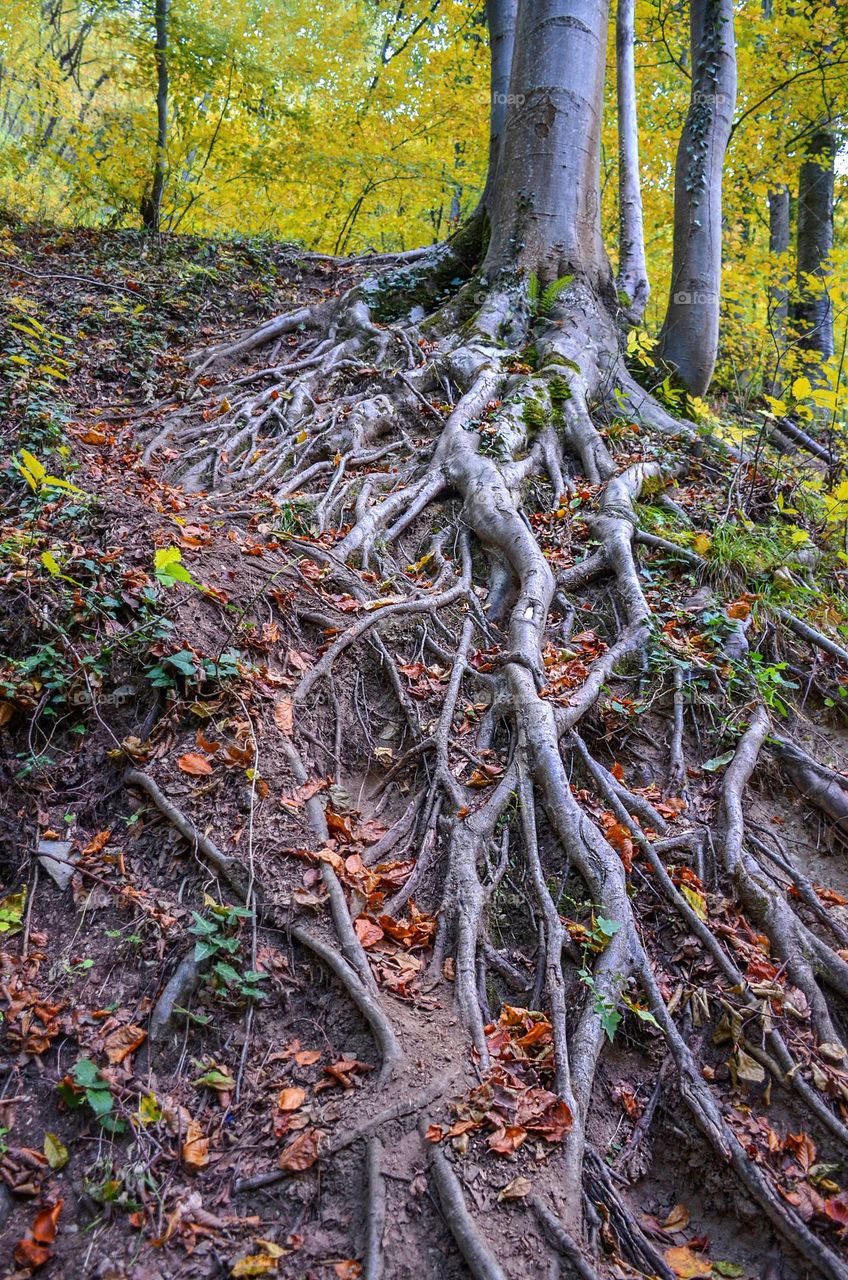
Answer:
58, 1058, 124, 1133
15, 448, 84, 498
153, 545, 201, 590
748, 653, 798, 716
189, 906, 269, 1002
529, 273, 574, 319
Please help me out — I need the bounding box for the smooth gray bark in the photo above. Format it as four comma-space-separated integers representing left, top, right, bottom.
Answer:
615, 0, 649, 320
794, 129, 835, 361
658, 0, 736, 395
484, 0, 518, 201
141, 0, 169, 232
767, 184, 790, 390
484, 0, 612, 290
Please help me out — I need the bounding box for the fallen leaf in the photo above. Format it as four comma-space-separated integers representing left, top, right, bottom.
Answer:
43, 1133, 68, 1171
231, 1253, 281, 1277
104, 1024, 147, 1064
81, 829, 111, 856
178, 752, 214, 776
32, 1201, 62, 1245
664, 1245, 712, 1278
497, 1176, 532, 1201
278, 1128, 321, 1171
182, 1121, 209, 1169
354, 917, 384, 948
294, 1049, 321, 1067
278, 1087, 307, 1112
333, 1263, 361, 1280
662, 1204, 690, 1231
274, 697, 294, 735
488, 1126, 527, 1154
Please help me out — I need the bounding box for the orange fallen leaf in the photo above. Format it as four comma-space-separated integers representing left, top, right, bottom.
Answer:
82, 829, 111, 856
354, 917, 384, 948
424, 1124, 444, 1143
14, 1198, 63, 1270
177, 752, 214, 776
662, 1204, 691, 1232
664, 1246, 711, 1278
278, 1128, 321, 1171
294, 1049, 321, 1066
32, 1200, 62, 1245
488, 1126, 527, 1154
104, 1024, 147, 1064
13, 1239, 52, 1270
278, 1087, 307, 1112
333, 1263, 361, 1279
182, 1120, 209, 1169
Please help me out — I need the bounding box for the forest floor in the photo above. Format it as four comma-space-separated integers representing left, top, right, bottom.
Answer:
2, 225, 848, 1280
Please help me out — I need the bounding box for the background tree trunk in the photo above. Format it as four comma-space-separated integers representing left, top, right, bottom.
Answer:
767, 184, 790, 391
483, 0, 517, 204
615, 0, 650, 321
657, 0, 736, 395
141, 0, 169, 232
483, 0, 611, 289
794, 129, 835, 362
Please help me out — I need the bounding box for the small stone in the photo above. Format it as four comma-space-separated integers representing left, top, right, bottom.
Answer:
37, 839, 77, 891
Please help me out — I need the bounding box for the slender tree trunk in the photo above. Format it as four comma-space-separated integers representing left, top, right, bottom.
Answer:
615, 0, 649, 321
141, 0, 169, 232
794, 129, 835, 362
484, 0, 611, 290
483, 0, 517, 203
657, 0, 736, 396
767, 184, 790, 391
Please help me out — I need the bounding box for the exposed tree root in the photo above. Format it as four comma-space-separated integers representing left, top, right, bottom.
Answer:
140, 256, 848, 1277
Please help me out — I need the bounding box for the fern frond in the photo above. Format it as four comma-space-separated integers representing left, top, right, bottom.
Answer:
539, 274, 574, 317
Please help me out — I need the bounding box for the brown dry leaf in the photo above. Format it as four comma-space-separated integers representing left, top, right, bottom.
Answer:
273, 697, 294, 735
354, 917, 384, 948
294, 1049, 321, 1067
104, 1024, 147, 1064
662, 1204, 691, 1232
664, 1246, 712, 1278
31, 1202, 62, 1246
182, 1120, 209, 1169
14, 1198, 63, 1270
726, 598, 751, 620
278, 1087, 307, 1112
278, 1128, 321, 1171
333, 1264, 361, 1280
177, 752, 214, 776
488, 1126, 527, 1155
81, 829, 112, 856
498, 1176, 532, 1202
424, 1124, 444, 1143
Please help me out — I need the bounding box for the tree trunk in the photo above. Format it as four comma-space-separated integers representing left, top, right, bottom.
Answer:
615, 0, 649, 321
767, 184, 790, 391
483, 0, 517, 203
657, 0, 736, 396
141, 0, 169, 232
794, 129, 835, 362
483, 0, 611, 290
